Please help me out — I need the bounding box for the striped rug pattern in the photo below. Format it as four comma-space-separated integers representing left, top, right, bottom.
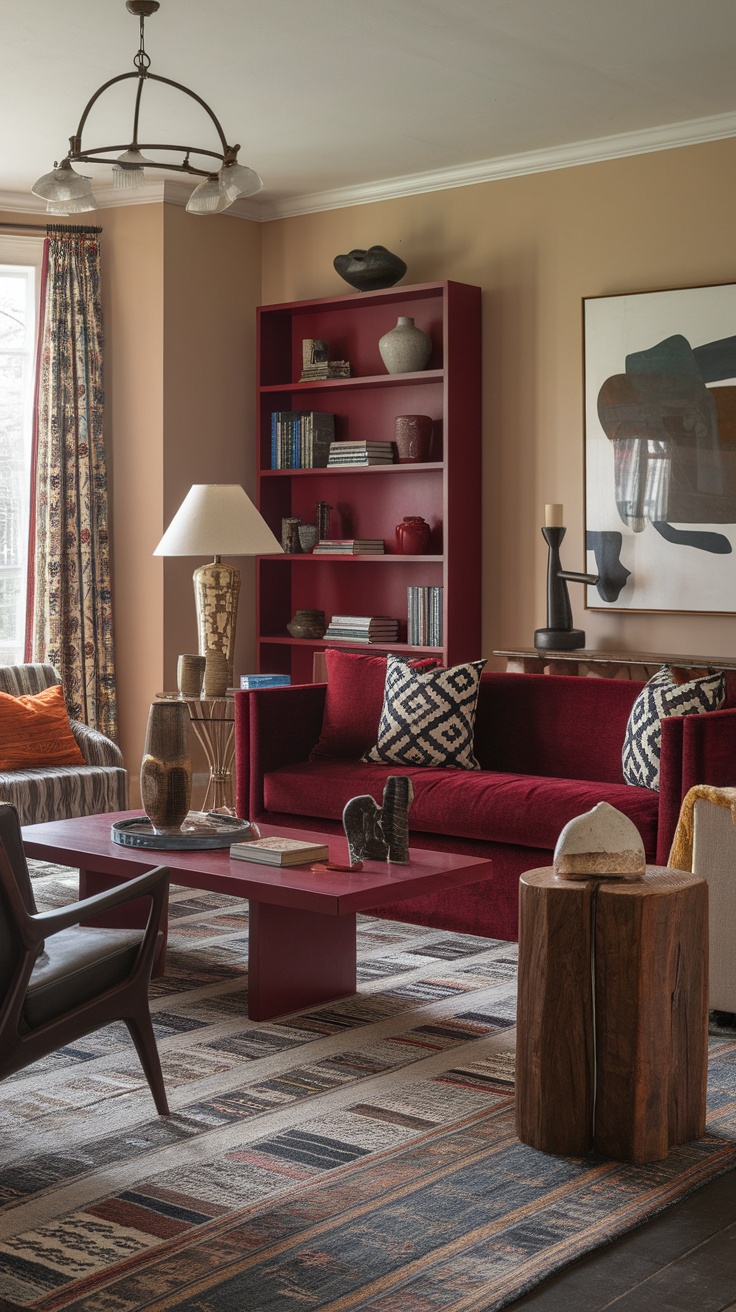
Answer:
0, 863, 734, 1311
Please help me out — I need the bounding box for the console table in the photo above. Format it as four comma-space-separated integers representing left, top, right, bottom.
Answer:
494, 647, 736, 680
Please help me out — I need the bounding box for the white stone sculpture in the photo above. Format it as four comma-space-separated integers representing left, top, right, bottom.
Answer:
553, 801, 646, 879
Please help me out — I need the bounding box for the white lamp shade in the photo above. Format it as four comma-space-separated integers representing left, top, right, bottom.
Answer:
153, 484, 282, 557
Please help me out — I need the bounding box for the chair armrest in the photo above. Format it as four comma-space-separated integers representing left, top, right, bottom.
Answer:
70, 720, 124, 767
32, 865, 169, 938
657, 707, 736, 863
235, 684, 327, 819
681, 705, 736, 788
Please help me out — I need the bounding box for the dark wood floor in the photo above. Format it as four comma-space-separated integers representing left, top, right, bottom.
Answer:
510, 1164, 736, 1311
512, 1011, 736, 1311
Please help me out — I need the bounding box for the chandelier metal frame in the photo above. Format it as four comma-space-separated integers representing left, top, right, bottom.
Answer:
32, 0, 262, 214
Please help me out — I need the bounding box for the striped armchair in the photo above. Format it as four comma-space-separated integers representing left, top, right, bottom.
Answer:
0, 664, 128, 826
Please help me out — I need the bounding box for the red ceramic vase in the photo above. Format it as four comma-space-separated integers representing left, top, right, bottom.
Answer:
395, 516, 431, 554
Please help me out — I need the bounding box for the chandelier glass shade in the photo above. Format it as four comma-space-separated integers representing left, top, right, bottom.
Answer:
31, 0, 262, 216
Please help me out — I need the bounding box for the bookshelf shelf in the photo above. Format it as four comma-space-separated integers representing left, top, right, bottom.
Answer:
260, 369, 443, 395
260, 462, 444, 478
255, 280, 482, 683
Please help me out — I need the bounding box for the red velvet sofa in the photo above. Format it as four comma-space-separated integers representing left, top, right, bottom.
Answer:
234, 670, 736, 941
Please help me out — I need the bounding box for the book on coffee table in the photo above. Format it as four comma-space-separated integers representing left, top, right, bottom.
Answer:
230, 836, 329, 866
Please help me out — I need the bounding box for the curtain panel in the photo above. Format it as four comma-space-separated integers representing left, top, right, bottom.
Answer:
31, 227, 117, 741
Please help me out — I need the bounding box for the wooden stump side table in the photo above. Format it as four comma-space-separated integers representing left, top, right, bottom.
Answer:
515, 866, 708, 1164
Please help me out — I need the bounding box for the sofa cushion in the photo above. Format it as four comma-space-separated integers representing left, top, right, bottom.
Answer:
263, 760, 659, 858
310, 649, 437, 761
0, 684, 84, 770
363, 657, 486, 769
622, 666, 726, 790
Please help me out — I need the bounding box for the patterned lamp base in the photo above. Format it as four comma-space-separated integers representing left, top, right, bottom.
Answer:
193, 560, 241, 686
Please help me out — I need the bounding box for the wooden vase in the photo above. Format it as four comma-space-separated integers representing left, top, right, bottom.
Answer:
140, 700, 191, 834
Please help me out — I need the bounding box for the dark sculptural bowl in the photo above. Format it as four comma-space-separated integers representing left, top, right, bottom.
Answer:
333, 245, 407, 291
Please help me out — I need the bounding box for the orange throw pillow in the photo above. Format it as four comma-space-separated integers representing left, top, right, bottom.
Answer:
0, 684, 85, 770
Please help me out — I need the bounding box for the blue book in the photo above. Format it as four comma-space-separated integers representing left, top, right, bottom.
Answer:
240, 674, 292, 689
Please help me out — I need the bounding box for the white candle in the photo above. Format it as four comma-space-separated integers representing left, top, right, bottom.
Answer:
544, 503, 564, 528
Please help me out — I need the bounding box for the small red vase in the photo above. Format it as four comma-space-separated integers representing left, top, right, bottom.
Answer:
395, 516, 431, 554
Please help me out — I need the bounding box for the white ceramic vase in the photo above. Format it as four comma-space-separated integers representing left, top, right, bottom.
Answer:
378, 316, 432, 375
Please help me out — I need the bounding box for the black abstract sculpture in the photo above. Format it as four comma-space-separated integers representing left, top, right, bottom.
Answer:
342, 775, 414, 865
534, 523, 600, 651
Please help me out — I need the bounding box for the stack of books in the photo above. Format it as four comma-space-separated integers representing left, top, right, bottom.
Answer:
231, 835, 329, 866
312, 539, 385, 555
239, 674, 291, 689
300, 360, 351, 381
327, 440, 395, 467
324, 615, 399, 643
407, 586, 444, 646
270, 412, 335, 469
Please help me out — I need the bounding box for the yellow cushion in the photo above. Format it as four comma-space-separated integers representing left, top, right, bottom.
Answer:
0, 684, 85, 770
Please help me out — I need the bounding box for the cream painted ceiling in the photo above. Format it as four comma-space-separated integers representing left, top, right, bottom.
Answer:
3, 0, 736, 219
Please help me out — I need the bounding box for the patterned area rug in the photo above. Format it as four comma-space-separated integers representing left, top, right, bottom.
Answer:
1, 863, 735, 1312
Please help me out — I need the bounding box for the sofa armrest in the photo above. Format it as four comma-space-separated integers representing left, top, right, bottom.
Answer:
70, 720, 124, 768
657, 707, 736, 863
235, 684, 327, 820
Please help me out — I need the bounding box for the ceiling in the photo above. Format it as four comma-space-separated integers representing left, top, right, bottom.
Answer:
4, 0, 736, 220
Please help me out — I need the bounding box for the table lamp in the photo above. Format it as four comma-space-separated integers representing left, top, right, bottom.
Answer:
154, 484, 282, 685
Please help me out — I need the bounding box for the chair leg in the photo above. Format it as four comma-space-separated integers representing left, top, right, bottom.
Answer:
125, 1008, 170, 1116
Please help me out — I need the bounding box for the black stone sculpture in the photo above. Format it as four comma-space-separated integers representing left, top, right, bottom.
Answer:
343, 775, 414, 865
333, 245, 407, 292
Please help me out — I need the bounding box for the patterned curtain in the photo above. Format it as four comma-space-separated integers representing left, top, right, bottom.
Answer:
30, 226, 118, 741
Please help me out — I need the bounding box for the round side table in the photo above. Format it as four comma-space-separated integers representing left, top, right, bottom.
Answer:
515, 865, 708, 1164
185, 695, 235, 812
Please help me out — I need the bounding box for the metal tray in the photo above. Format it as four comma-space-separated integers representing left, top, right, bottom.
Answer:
111, 812, 258, 850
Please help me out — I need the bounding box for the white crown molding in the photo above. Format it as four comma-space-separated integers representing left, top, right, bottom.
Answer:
256, 108, 736, 221
3, 108, 736, 225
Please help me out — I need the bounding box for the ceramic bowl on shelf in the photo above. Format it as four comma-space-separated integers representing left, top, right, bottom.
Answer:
287, 609, 327, 640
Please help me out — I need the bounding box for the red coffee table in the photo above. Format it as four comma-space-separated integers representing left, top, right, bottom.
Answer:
22, 811, 494, 1021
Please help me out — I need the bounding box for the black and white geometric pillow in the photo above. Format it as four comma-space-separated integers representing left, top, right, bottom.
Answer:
622, 665, 726, 791
363, 656, 487, 770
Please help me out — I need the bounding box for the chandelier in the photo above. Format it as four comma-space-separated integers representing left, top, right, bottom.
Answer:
31, 0, 262, 216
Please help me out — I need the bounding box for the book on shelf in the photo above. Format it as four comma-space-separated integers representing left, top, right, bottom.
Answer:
325, 615, 399, 643
327, 440, 395, 468
407, 586, 444, 646
230, 835, 330, 866
300, 360, 351, 381
312, 539, 385, 554
240, 674, 292, 689
270, 412, 335, 469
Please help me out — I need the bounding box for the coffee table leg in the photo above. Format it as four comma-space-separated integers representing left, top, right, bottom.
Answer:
79, 867, 168, 977
248, 903, 357, 1021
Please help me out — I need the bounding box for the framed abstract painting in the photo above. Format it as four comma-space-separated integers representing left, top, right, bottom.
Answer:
584, 281, 736, 614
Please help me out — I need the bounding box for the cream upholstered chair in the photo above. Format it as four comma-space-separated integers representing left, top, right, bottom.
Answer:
0, 663, 127, 825
691, 796, 736, 1016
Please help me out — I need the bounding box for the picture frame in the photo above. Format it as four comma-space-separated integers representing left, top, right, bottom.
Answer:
583, 280, 736, 614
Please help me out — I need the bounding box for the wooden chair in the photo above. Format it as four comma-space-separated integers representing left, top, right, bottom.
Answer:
0, 802, 170, 1115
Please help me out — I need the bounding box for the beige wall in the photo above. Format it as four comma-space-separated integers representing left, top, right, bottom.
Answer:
101, 205, 165, 799
261, 136, 736, 666
161, 205, 262, 691
102, 205, 261, 802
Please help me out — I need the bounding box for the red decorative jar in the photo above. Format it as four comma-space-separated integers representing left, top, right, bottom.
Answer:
395, 516, 431, 554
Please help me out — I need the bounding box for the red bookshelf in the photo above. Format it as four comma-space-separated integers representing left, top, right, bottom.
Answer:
255, 280, 482, 682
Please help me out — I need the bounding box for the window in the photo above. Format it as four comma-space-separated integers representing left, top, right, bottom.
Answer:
0, 236, 43, 665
